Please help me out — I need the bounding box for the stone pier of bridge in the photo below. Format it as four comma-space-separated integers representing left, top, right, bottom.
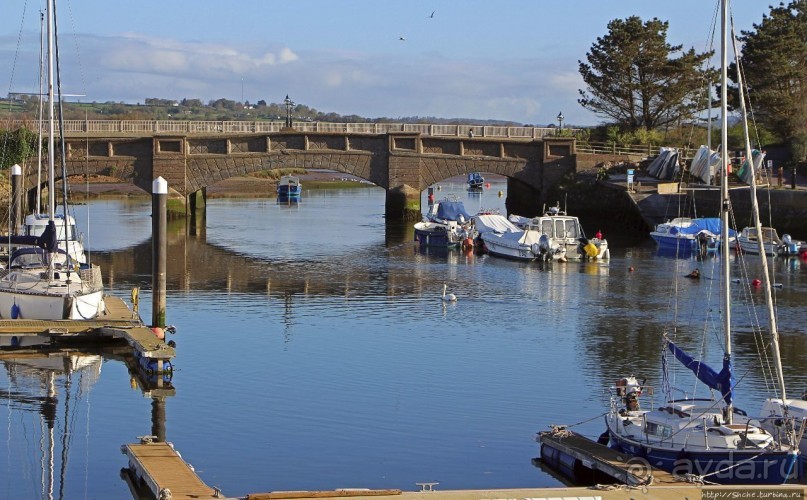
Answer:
47, 131, 579, 221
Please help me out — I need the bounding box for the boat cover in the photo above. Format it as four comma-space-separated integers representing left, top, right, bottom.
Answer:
436, 201, 472, 221
473, 214, 520, 234
647, 147, 680, 180
667, 339, 733, 406
669, 218, 736, 238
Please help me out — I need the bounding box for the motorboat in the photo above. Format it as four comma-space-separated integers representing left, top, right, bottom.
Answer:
277, 175, 302, 198
414, 198, 475, 248
737, 226, 806, 256
650, 217, 735, 255
474, 213, 564, 261
508, 205, 609, 260
467, 172, 485, 191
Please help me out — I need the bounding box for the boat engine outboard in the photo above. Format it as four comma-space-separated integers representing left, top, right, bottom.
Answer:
615, 376, 642, 412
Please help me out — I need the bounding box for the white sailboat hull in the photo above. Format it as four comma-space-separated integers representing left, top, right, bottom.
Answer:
0, 289, 104, 320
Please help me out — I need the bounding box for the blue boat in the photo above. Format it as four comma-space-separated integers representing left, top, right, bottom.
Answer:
467, 172, 485, 191
414, 199, 475, 248
650, 217, 736, 255
277, 175, 302, 198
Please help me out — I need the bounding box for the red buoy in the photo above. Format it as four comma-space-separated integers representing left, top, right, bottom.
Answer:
151, 327, 165, 340
752, 279, 762, 287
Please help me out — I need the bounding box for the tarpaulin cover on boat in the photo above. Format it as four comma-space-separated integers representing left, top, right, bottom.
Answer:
436, 201, 471, 221
669, 218, 737, 238
473, 214, 521, 234
667, 339, 733, 405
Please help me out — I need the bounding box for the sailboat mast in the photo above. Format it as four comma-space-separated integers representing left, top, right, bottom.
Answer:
731, 17, 791, 420
719, 0, 733, 424
36, 11, 45, 216
46, 0, 55, 222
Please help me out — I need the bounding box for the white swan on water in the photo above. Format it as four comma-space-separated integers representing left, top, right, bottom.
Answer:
442, 284, 457, 302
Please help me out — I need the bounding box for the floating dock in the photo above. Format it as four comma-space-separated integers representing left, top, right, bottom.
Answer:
120, 431, 806, 500
0, 295, 174, 371
122, 439, 221, 500
537, 428, 678, 487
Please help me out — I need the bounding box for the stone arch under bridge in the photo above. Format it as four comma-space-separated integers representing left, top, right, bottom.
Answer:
48, 132, 578, 219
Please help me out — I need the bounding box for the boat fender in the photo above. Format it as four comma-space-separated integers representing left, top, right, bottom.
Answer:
10, 302, 21, 319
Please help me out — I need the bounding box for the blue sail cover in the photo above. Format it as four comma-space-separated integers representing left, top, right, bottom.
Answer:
436, 201, 471, 221
667, 340, 733, 405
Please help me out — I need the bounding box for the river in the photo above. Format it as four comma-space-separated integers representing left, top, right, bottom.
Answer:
2, 177, 807, 498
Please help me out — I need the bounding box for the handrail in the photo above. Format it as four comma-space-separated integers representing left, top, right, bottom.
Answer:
4, 119, 576, 139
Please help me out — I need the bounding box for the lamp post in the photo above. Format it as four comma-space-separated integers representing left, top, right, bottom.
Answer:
556, 111, 564, 135
284, 94, 295, 128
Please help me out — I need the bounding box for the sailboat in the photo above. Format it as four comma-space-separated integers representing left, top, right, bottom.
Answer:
603, 0, 799, 484
0, 0, 104, 320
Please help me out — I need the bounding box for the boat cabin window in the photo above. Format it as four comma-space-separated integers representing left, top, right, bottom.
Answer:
541, 220, 553, 236
26, 222, 76, 240
564, 220, 579, 238
645, 421, 673, 438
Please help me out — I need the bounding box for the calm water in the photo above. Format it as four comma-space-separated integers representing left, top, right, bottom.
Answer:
2, 178, 807, 498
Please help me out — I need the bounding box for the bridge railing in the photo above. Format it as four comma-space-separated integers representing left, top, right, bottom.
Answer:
9, 119, 572, 139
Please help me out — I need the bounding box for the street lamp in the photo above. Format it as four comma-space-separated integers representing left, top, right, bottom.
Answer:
557, 111, 564, 134
284, 94, 295, 128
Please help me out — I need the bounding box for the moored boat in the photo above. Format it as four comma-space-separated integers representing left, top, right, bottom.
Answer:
509, 204, 609, 260
474, 213, 563, 261
414, 198, 475, 248
737, 226, 805, 257
650, 217, 735, 256
277, 176, 302, 198
467, 172, 485, 191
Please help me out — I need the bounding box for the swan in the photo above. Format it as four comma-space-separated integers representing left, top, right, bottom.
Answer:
441, 284, 457, 302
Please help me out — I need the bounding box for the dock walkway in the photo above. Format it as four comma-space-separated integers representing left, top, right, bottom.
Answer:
122, 440, 220, 500
0, 295, 175, 365
537, 429, 678, 487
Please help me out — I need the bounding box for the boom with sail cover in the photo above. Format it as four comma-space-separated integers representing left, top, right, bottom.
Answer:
667, 339, 733, 406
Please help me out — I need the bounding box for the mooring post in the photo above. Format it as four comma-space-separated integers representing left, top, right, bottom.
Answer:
152, 177, 167, 327
10, 164, 22, 234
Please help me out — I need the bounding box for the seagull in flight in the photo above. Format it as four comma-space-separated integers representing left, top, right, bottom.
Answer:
429, 11, 435, 18
399, 36, 406, 41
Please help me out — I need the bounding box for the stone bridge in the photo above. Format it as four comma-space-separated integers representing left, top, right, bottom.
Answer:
27, 130, 584, 219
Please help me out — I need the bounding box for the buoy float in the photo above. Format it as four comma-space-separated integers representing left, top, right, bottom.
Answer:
151, 327, 165, 340
752, 279, 762, 287
498, 190, 503, 197
629, 266, 634, 272
485, 182, 491, 188
462, 238, 474, 250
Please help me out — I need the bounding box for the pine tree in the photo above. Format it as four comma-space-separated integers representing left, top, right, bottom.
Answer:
578, 16, 714, 130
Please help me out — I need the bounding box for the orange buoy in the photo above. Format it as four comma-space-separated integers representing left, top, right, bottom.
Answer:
485, 182, 491, 188
151, 327, 165, 340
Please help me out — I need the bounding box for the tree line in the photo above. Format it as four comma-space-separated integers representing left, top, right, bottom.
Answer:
577, 1, 806, 167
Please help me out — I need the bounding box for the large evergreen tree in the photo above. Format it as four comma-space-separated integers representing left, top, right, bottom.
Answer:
732, 1, 807, 164
578, 16, 713, 130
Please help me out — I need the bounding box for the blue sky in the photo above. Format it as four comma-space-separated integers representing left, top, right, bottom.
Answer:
2, 0, 769, 126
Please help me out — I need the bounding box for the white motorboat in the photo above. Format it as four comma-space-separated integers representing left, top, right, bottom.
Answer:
474, 213, 564, 261
509, 204, 609, 260
737, 226, 805, 257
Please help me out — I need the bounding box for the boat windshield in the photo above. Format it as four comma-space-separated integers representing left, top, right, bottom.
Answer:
9, 249, 73, 269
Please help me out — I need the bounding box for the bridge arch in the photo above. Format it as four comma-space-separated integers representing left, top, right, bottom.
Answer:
57, 132, 578, 220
